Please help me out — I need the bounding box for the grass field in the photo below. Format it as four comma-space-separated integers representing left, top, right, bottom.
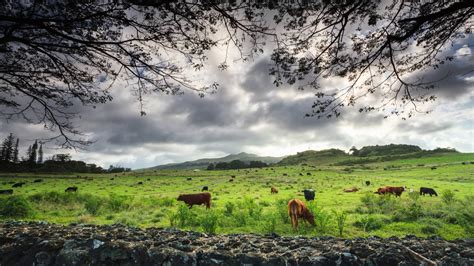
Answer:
0, 153, 473, 239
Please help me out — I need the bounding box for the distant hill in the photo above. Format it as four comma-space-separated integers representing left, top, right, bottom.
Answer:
146, 152, 285, 170
278, 149, 350, 166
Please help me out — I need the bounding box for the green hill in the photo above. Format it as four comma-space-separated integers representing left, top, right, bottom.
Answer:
277, 149, 350, 166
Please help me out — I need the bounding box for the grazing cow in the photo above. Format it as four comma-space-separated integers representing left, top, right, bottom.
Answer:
229, 179, 234, 182
431, 166, 437, 170
147, 178, 151, 181
12, 182, 25, 188
365, 181, 370, 186
375, 186, 405, 197
177, 192, 211, 209
33, 179, 43, 183
283, 173, 288, 176
299, 173, 304, 176
302, 189, 315, 201
110, 178, 114, 180
271, 187, 278, 194
420, 187, 438, 197
231, 175, 236, 178
187, 178, 192, 181
65, 186, 78, 193
0, 189, 13, 195
343, 187, 359, 192
288, 199, 315, 229
137, 181, 143, 185
307, 173, 312, 176
202, 186, 209, 191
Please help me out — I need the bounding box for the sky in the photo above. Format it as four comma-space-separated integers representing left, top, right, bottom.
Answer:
1, 11, 473, 170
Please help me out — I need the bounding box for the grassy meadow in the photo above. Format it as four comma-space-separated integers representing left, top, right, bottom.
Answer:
0, 152, 473, 239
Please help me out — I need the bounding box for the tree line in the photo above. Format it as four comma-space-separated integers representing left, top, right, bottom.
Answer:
0, 133, 129, 173
207, 160, 269, 170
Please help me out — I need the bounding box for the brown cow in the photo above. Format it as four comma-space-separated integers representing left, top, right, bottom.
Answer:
271, 187, 278, 194
177, 192, 211, 209
288, 199, 315, 229
375, 186, 405, 197
343, 187, 359, 192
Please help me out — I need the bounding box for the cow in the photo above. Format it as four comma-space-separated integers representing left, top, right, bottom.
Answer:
177, 192, 211, 209
202, 186, 209, 191
375, 186, 405, 197
12, 182, 25, 188
283, 173, 288, 176
229, 179, 234, 182
137, 181, 143, 185
420, 187, 438, 197
187, 177, 192, 181
271, 187, 278, 194
431, 166, 437, 170
65, 186, 78, 193
299, 173, 304, 176
0, 189, 13, 195
110, 178, 114, 180
231, 175, 236, 178
302, 189, 315, 201
365, 181, 370, 186
33, 179, 43, 183
147, 178, 151, 181
307, 172, 312, 176
343, 187, 359, 192
288, 199, 315, 229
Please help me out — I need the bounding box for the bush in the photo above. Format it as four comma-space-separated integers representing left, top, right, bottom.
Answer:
0, 196, 33, 218
157, 197, 175, 207
354, 215, 387, 232
261, 214, 277, 234
442, 190, 456, 205
224, 201, 235, 216
84, 196, 102, 215
308, 203, 331, 234
333, 210, 348, 237
107, 194, 130, 212
201, 210, 219, 234
421, 225, 438, 234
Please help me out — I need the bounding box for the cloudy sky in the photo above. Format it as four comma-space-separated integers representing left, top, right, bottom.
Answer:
1, 24, 473, 170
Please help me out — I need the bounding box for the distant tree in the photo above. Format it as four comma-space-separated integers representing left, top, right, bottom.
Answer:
207, 163, 215, 171
52, 153, 72, 162
248, 161, 268, 168
37, 143, 43, 164
349, 146, 359, 156
12, 138, 19, 163
229, 160, 247, 169
27, 140, 38, 164
0, 133, 15, 162
1, 1, 471, 147
215, 162, 230, 170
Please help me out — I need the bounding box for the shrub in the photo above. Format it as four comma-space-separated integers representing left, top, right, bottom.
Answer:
354, 215, 387, 232
333, 210, 348, 237
107, 194, 130, 212
233, 210, 248, 226
442, 190, 456, 205
84, 196, 102, 215
201, 210, 219, 234
224, 201, 235, 216
174, 204, 194, 227
261, 214, 277, 234
157, 197, 175, 207
308, 203, 331, 234
0, 196, 33, 218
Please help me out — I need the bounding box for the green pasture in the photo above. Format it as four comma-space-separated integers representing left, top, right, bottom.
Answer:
0, 153, 473, 239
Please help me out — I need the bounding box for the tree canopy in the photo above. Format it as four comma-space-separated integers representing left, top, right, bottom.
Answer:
1, 0, 472, 147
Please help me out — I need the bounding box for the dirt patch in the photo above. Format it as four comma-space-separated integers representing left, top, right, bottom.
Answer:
0, 221, 473, 265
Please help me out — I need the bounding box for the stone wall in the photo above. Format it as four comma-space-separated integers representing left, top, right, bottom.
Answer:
1, 222, 473, 265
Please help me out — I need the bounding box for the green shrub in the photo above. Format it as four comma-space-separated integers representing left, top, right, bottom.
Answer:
201, 210, 219, 234
442, 190, 456, 205
233, 210, 248, 226
224, 202, 235, 216
157, 197, 175, 207
261, 214, 277, 234
84, 197, 102, 215
107, 194, 130, 212
174, 204, 193, 227
333, 210, 348, 237
354, 215, 387, 232
421, 225, 438, 234
0, 196, 33, 218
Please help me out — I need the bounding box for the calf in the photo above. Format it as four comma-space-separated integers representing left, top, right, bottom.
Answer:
0, 189, 13, 195
33, 179, 43, 183
65, 186, 78, 193
177, 192, 211, 209
202, 186, 209, 191
271, 187, 278, 194
288, 199, 315, 229
306, 173, 312, 176
420, 187, 438, 197
343, 187, 359, 192
302, 189, 315, 201
365, 181, 370, 186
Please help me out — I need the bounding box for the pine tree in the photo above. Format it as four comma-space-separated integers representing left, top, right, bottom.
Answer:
12, 138, 19, 163
29, 140, 38, 164
0, 133, 15, 162
38, 143, 43, 164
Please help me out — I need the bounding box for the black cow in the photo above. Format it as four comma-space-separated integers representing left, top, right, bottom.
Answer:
365, 181, 371, 186
187, 177, 192, 181
420, 187, 438, 197
12, 182, 25, 188
110, 178, 114, 180
137, 181, 143, 185
33, 179, 43, 183
65, 186, 78, 192
307, 173, 312, 176
202, 186, 209, 191
0, 189, 13, 195
431, 167, 437, 170
302, 189, 315, 201
299, 173, 303, 176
